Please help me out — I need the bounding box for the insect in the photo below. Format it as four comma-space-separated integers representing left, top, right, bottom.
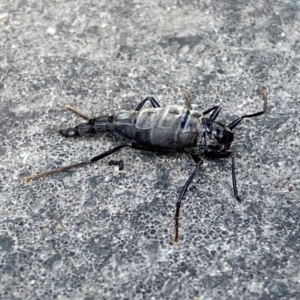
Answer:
23, 89, 268, 243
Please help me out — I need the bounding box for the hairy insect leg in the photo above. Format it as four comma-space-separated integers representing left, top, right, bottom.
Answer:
23, 144, 130, 183
173, 159, 203, 244
64, 104, 91, 121
228, 89, 268, 130
135, 97, 160, 111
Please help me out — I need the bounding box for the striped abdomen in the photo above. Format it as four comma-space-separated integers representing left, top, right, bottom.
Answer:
113, 105, 203, 150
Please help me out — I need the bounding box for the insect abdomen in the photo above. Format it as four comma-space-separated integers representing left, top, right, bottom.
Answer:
113, 105, 202, 149
60, 116, 114, 137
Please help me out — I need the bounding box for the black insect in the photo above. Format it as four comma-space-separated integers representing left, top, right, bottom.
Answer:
24, 90, 268, 243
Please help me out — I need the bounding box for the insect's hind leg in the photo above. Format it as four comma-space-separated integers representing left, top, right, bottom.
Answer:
135, 97, 160, 111
64, 104, 91, 121
23, 143, 130, 183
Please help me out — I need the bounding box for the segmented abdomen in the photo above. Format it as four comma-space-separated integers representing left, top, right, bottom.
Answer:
113, 105, 202, 149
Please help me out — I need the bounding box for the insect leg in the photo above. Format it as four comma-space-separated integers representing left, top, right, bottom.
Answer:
135, 97, 160, 111
228, 89, 268, 130
205, 150, 241, 202
190, 154, 202, 163
202, 105, 222, 117
173, 159, 203, 244
208, 106, 223, 120
183, 90, 193, 110
183, 90, 222, 117
64, 104, 91, 121
89, 144, 129, 163
23, 144, 130, 183
231, 153, 241, 202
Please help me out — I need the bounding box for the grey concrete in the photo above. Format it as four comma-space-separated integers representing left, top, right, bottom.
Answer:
1, 1, 299, 299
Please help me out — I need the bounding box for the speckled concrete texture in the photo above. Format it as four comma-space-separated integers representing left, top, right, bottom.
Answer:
1, 1, 300, 299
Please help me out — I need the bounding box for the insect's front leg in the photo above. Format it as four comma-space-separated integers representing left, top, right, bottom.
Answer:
205, 150, 241, 202
227, 89, 268, 130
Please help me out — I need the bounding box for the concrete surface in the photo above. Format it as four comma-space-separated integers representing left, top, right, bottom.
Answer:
1, 0, 300, 299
